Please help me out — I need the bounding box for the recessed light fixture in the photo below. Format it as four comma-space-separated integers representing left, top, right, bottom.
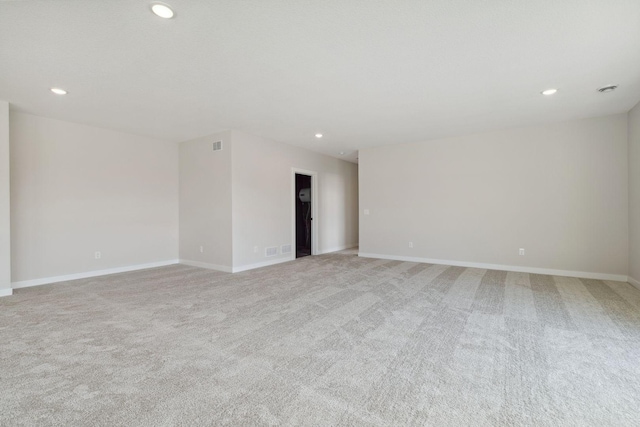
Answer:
541, 88, 558, 96
151, 3, 174, 19
598, 85, 618, 93
339, 151, 345, 155
50, 88, 67, 95
315, 133, 323, 138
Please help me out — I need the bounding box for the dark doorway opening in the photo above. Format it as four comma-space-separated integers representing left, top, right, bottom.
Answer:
295, 173, 312, 258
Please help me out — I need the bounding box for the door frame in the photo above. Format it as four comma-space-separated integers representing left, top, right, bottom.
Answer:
291, 168, 318, 256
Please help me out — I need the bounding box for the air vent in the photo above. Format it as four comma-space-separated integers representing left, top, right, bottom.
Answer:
598, 85, 618, 93
281, 244, 292, 254
212, 140, 223, 151
265, 247, 278, 257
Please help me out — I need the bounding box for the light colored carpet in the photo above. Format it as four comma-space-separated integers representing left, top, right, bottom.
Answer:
2, 250, 640, 426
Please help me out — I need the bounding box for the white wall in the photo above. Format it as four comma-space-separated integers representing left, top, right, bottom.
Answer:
360, 114, 629, 278
177, 129, 359, 272
10, 113, 179, 283
629, 102, 640, 284
231, 130, 359, 270
0, 101, 10, 295
179, 131, 233, 270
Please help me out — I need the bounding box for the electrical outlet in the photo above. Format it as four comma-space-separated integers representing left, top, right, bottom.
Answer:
409, 242, 413, 248
364, 209, 370, 215
254, 246, 259, 253
519, 248, 525, 256
199, 245, 204, 253
94, 251, 101, 259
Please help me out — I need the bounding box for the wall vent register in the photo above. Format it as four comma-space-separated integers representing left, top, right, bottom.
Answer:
265, 247, 278, 257
212, 140, 222, 151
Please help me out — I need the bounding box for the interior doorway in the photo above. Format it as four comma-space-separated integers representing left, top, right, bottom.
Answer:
295, 173, 312, 258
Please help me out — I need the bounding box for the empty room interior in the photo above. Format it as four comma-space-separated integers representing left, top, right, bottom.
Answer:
2, 1, 640, 425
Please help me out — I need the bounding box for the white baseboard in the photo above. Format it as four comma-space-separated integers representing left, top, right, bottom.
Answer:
320, 244, 358, 255
628, 276, 640, 291
179, 259, 232, 273
232, 256, 295, 273
358, 252, 628, 282
180, 256, 294, 273
11, 259, 180, 289
0, 288, 13, 297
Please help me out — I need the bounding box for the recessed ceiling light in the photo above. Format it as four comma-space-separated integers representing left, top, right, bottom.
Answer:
315, 133, 323, 138
598, 85, 618, 93
151, 3, 174, 19
50, 88, 67, 95
541, 88, 557, 96
339, 151, 345, 155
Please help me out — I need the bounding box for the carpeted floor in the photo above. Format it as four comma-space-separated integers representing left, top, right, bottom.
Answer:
2, 250, 640, 426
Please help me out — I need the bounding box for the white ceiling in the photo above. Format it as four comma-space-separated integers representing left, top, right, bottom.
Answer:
1, 0, 639, 163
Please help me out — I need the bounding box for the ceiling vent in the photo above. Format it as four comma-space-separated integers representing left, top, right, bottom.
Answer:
212, 140, 223, 151
597, 85, 618, 93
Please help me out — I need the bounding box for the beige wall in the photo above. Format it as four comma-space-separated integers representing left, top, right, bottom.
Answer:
0, 101, 10, 294
231, 131, 359, 270
179, 131, 233, 270
360, 114, 629, 277
10, 113, 179, 283
629, 102, 640, 283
